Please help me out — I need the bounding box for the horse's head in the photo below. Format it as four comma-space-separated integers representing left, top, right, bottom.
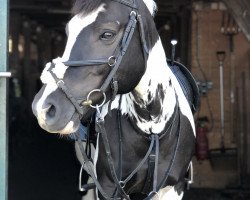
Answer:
32, 0, 158, 134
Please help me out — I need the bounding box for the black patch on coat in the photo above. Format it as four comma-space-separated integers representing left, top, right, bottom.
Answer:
169, 79, 172, 86
146, 84, 164, 118
133, 102, 151, 121
148, 79, 151, 86
147, 92, 152, 101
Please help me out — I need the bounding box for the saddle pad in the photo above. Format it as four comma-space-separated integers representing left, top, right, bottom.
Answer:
168, 60, 200, 113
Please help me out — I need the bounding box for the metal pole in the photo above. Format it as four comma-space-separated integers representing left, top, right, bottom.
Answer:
0, 0, 8, 199
219, 60, 225, 149
216, 51, 226, 150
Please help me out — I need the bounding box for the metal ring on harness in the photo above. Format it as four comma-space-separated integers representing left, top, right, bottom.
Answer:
56, 79, 64, 87
148, 191, 160, 199
119, 181, 126, 188
130, 10, 136, 16
79, 164, 85, 192
108, 56, 116, 67
86, 89, 106, 108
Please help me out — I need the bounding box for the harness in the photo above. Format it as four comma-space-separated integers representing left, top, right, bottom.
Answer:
46, 0, 191, 199
76, 97, 181, 200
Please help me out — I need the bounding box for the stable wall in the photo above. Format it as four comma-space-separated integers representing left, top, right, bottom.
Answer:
190, 1, 250, 188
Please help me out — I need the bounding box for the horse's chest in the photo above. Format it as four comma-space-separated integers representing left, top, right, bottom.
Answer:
95, 109, 195, 194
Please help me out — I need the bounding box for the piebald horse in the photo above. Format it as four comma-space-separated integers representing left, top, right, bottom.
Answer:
32, 0, 196, 199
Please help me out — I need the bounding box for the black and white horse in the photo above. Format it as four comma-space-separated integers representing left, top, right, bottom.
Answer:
32, 0, 196, 199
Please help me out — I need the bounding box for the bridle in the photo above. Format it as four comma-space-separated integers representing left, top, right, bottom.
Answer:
47, 0, 148, 118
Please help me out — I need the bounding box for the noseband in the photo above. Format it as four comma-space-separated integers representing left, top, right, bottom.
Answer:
47, 0, 148, 117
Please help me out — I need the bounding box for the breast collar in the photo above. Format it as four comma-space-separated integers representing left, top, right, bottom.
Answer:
47, 0, 149, 117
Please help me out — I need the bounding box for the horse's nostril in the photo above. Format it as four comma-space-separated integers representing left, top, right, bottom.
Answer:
46, 105, 56, 118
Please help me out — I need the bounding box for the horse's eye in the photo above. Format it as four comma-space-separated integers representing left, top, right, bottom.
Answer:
100, 31, 116, 41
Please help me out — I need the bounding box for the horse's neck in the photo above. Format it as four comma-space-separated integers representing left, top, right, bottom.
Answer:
122, 39, 177, 134
100, 39, 178, 134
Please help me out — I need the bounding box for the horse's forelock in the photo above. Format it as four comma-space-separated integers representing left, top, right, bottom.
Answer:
72, 0, 103, 16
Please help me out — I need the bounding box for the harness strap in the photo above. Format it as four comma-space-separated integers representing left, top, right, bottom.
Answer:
142, 147, 155, 194
108, 77, 119, 116
122, 136, 155, 186
137, 14, 149, 62
63, 59, 108, 67
95, 117, 131, 200
100, 12, 137, 92
144, 102, 181, 200
141, 135, 159, 195
48, 64, 84, 116
76, 138, 112, 199
153, 135, 159, 192
117, 99, 123, 182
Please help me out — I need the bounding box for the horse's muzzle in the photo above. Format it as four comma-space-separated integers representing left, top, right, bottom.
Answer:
32, 85, 79, 134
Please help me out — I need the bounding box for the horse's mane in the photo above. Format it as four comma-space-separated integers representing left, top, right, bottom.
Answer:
72, 0, 157, 16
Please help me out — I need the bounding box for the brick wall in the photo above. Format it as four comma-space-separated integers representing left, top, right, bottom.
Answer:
190, 1, 250, 188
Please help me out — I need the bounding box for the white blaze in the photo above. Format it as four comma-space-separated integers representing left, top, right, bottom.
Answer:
62, 5, 106, 60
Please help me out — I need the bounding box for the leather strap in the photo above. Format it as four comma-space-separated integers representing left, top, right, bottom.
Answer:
76, 138, 112, 199
63, 59, 109, 67
121, 136, 155, 186
95, 117, 131, 200
144, 100, 181, 200
100, 11, 137, 92
47, 63, 84, 116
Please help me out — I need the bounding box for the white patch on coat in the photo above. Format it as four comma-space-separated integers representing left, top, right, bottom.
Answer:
130, 39, 177, 133
156, 186, 183, 200
40, 57, 68, 84
143, 0, 157, 16
133, 38, 195, 134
